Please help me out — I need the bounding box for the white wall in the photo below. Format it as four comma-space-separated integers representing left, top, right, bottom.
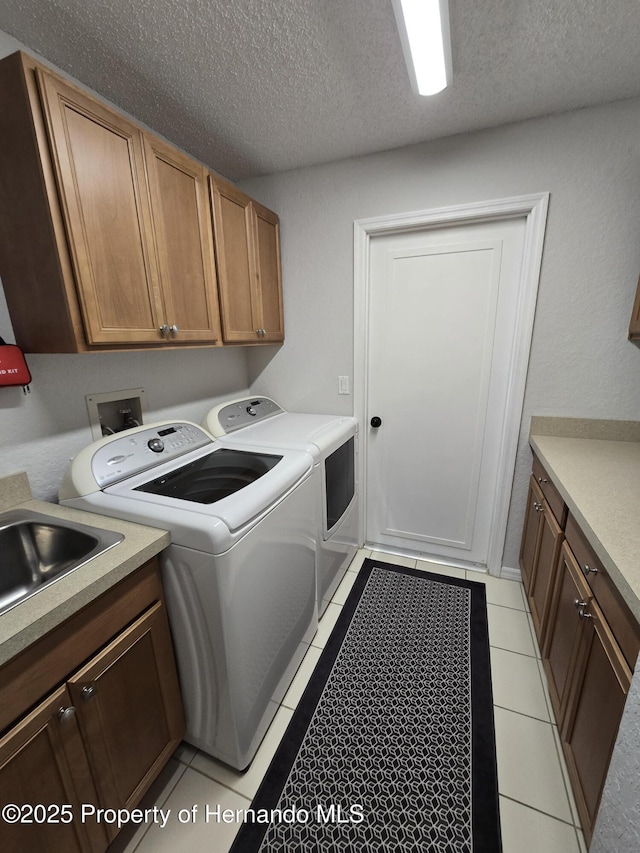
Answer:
0, 32, 250, 501
241, 99, 640, 572
0, 288, 250, 501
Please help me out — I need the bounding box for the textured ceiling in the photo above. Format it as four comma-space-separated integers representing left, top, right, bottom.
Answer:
0, 0, 639, 180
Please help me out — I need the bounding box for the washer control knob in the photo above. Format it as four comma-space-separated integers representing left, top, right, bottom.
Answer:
147, 437, 165, 453
246, 406, 257, 416
370, 416, 382, 428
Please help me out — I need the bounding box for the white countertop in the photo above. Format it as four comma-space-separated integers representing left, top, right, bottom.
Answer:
530, 427, 640, 623
0, 473, 170, 667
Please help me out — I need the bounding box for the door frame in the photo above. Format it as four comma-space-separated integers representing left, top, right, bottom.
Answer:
353, 193, 549, 576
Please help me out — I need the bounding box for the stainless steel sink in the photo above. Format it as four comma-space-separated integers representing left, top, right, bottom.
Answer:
0, 509, 123, 616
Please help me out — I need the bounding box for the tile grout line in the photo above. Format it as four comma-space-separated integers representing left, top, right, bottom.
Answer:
499, 793, 579, 829
492, 701, 552, 725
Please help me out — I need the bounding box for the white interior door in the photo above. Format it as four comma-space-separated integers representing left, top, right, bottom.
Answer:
365, 217, 526, 568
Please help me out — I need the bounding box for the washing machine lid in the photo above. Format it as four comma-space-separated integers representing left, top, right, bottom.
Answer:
60, 420, 313, 536
104, 443, 311, 535
206, 398, 357, 457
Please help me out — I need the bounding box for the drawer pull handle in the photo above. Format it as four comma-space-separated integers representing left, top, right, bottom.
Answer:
583, 564, 599, 576
537, 476, 548, 484
574, 599, 593, 620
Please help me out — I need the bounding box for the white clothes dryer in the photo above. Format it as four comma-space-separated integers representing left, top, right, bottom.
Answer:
204, 397, 359, 616
59, 420, 317, 770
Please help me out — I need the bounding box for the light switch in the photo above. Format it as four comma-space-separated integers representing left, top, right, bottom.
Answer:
338, 376, 350, 395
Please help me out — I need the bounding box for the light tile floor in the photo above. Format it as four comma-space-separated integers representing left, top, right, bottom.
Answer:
111, 549, 587, 853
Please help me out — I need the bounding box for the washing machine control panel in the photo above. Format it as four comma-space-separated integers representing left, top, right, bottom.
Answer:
91, 422, 212, 488
216, 397, 283, 433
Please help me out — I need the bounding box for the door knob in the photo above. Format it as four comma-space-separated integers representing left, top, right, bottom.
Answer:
370, 416, 382, 428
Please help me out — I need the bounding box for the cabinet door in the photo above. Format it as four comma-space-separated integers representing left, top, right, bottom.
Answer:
252, 201, 284, 342
68, 602, 184, 842
143, 134, 221, 343
528, 500, 563, 646
519, 475, 543, 594
36, 69, 165, 345
561, 598, 632, 843
210, 177, 259, 342
0, 685, 107, 853
542, 542, 591, 722
210, 177, 284, 343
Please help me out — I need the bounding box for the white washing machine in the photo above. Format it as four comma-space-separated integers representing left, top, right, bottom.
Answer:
204, 397, 359, 616
59, 420, 317, 770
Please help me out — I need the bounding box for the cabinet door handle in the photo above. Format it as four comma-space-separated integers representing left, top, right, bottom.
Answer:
58, 705, 77, 724
159, 324, 169, 335
583, 564, 599, 576
537, 476, 548, 484
578, 607, 593, 620
533, 501, 543, 512
81, 685, 97, 701
169, 324, 179, 334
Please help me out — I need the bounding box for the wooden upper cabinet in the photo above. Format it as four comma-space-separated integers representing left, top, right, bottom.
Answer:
253, 200, 284, 341
0, 51, 281, 351
37, 69, 165, 346
210, 176, 284, 343
142, 134, 221, 343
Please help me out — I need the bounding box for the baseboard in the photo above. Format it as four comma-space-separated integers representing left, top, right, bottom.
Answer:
500, 565, 522, 582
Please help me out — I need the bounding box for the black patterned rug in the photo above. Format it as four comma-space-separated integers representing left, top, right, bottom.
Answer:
231, 558, 502, 853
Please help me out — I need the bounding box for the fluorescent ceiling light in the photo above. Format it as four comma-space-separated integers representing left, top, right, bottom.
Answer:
392, 0, 452, 96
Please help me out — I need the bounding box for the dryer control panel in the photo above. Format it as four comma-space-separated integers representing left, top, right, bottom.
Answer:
214, 397, 283, 433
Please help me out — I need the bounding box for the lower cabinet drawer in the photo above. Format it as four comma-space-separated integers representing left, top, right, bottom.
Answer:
566, 513, 640, 669
532, 455, 567, 527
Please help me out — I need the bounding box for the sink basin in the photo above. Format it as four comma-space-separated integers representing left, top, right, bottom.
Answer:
0, 509, 123, 616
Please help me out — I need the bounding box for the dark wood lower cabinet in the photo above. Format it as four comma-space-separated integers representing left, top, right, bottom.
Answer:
543, 542, 591, 721
561, 598, 631, 844
68, 602, 184, 843
0, 686, 106, 853
521, 452, 640, 847
519, 472, 564, 647
0, 559, 184, 852
528, 499, 563, 645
